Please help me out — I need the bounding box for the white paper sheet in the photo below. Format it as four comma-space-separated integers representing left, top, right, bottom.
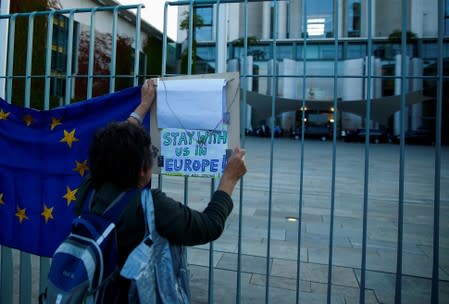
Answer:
156, 78, 227, 130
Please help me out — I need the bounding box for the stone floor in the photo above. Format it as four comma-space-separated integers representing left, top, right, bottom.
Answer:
162, 137, 449, 303
5, 137, 449, 303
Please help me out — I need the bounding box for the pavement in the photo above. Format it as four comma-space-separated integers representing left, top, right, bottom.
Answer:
6, 136, 449, 303
160, 137, 449, 303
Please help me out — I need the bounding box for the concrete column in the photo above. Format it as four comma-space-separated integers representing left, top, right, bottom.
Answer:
341, 58, 364, 130
410, 0, 424, 38
277, 1, 288, 39
240, 55, 253, 91
394, 54, 409, 136
227, 3, 240, 42
0, 0, 10, 99
410, 58, 423, 130
281, 58, 298, 99
262, 2, 271, 39
216, 4, 228, 73
343, 58, 364, 101
257, 62, 268, 95
374, 58, 383, 98
288, 0, 302, 39
337, 0, 344, 38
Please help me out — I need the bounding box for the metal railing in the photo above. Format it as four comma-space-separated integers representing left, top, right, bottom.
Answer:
0, 0, 447, 303
161, 0, 446, 304
0, 5, 143, 303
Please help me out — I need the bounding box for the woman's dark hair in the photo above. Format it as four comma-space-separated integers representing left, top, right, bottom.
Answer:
89, 122, 153, 189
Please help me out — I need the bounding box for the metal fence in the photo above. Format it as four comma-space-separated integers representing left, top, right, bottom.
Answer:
0, 4, 144, 303
0, 0, 447, 303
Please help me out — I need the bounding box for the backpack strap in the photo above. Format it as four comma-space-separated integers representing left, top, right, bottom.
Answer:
102, 189, 139, 223
81, 187, 139, 224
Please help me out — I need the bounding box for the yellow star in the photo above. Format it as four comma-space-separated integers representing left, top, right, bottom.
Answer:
50, 117, 62, 131
0, 109, 10, 120
60, 129, 79, 148
73, 160, 89, 177
23, 114, 33, 126
0, 193, 4, 205
63, 186, 78, 206
15, 206, 29, 224
41, 204, 54, 224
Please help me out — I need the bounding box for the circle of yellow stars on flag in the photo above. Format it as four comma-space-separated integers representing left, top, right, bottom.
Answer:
0, 110, 85, 228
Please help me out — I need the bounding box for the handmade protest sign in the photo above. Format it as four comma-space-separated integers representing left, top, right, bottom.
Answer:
149, 72, 240, 177
160, 128, 228, 178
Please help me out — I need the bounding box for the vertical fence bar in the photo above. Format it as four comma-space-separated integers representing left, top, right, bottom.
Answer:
43, 12, 54, 110
265, 1, 278, 302
431, 0, 444, 302
394, 0, 408, 303
326, 0, 339, 303
160, 2, 170, 192
133, 5, 142, 86
19, 252, 32, 304
20, 13, 36, 303
5, 14, 16, 102
208, 178, 216, 304
162, 1, 169, 76
87, 9, 97, 99
236, 0, 249, 302
360, 0, 373, 303
296, 0, 308, 302
24, 13, 36, 108
187, 0, 194, 75
40, 10, 56, 295
0, 247, 13, 304
109, 7, 119, 93
64, 12, 75, 105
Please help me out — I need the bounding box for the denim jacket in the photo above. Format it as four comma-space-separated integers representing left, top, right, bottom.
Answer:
120, 189, 190, 303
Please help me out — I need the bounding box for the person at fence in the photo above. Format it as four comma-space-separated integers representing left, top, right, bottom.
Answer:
73, 79, 247, 303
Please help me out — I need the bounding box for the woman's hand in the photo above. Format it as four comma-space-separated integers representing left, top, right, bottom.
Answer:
218, 148, 247, 196
128, 79, 156, 125
140, 79, 156, 112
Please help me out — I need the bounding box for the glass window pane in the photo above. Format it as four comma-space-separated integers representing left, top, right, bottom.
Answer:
346, 0, 361, 37
304, 0, 333, 38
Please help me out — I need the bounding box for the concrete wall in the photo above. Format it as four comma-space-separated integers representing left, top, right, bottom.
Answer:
410, 0, 438, 37
375, 0, 402, 37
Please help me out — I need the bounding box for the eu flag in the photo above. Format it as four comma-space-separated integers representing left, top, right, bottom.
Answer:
0, 86, 143, 257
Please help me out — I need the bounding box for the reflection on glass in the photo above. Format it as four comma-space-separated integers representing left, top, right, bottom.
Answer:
195, 6, 213, 41
346, 0, 361, 37
304, 0, 333, 38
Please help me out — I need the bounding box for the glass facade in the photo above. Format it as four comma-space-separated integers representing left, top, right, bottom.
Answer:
345, 0, 361, 37
304, 0, 334, 38
195, 5, 213, 41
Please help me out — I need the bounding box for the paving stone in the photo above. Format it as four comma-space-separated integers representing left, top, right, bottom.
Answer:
270, 259, 359, 288
215, 252, 271, 274
310, 281, 379, 304
187, 247, 224, 267
308, 246, 379, 269
250, 273, 312, 292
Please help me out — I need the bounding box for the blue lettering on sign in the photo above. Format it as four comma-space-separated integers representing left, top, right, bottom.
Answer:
165, 158, 173, 172
210, 159, 218, 172
164, 159, 221, 173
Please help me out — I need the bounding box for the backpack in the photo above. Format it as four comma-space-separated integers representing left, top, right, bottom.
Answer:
40, 187, 138, 304
120, 188, 190, 304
